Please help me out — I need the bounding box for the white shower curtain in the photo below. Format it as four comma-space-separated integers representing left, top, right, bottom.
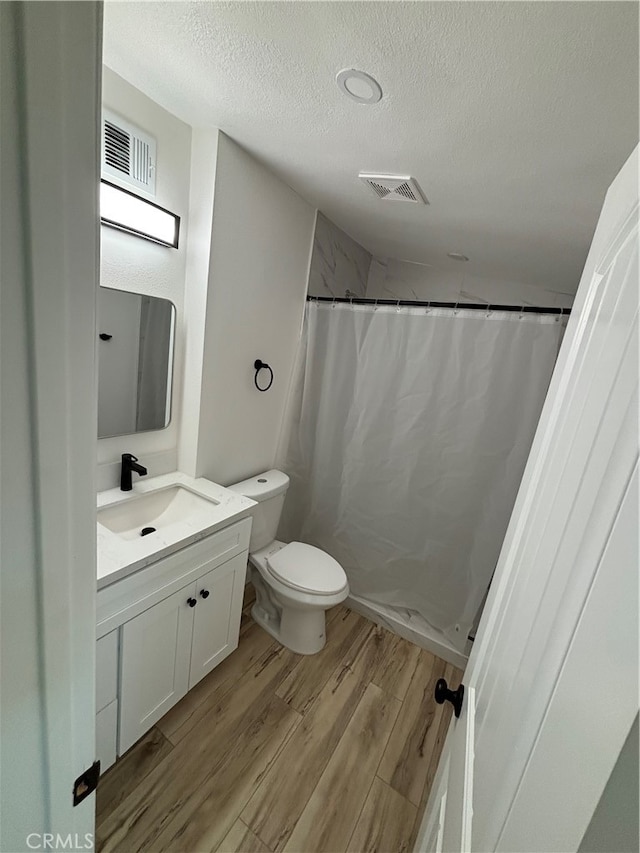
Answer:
278, 301, 564, 651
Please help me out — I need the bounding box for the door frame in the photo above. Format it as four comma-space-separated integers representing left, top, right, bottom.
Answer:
1, 3, 102, 849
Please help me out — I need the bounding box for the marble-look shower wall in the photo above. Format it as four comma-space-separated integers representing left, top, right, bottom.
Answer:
367, 257, 575, 308
307, 212, 372, 298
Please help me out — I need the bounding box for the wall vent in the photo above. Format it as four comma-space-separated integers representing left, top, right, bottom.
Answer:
102, 109, 156, 196
359, 173, 428, 204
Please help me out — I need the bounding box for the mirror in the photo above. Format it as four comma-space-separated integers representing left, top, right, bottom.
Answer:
97, 287, 175, 438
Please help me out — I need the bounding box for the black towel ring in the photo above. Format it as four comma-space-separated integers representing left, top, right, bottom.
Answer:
254, 359, 274, 392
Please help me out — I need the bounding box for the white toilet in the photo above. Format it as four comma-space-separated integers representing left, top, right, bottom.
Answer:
229, 470, 349, 654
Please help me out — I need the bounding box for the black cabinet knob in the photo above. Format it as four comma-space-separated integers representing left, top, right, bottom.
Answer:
434, 678, 465, 718
187, 597, 197, 608
199, 589, 210, 599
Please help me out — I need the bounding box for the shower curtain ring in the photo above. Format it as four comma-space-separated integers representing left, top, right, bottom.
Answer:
331, 294, 337, 308
454, 300, 460, 315
425, 300, 431, 314
396, 299, 401, 312
519, 304, 526, 319
374, 298, 379, 311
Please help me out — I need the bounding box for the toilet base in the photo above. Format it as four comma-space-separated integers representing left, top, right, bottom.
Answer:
251, 599, 327, 655
250, 563, 330, 655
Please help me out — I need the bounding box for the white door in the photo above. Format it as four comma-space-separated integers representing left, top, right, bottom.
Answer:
417, 145, 639, 853
420, 688, 476, 853
498, 465, 638, 852
189, 553, 246, 689
441, 687, 475, 853
1, 4, 101, 850
119, 584, 196, 753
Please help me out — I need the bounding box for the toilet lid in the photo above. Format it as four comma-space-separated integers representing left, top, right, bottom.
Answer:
266, 542, 347, 595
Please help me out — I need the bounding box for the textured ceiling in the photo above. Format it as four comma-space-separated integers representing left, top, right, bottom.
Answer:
103, 1, 639, 294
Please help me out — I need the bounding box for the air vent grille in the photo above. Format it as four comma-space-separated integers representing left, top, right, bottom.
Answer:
102, 109, 156, 196
359, 173, 427, 204
132, 137, 152, 185
104, 121, 130, 174
395, 181, 418, 201
368, 181, 392, 198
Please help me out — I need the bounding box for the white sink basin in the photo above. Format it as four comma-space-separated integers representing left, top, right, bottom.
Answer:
98, 485, 219, 541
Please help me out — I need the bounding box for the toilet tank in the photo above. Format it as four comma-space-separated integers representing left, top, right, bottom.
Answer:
228, 470, 290, 552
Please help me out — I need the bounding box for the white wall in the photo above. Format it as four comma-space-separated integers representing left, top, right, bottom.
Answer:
367, 256, 575, 309
98, 67, 191, 488
181, 132, 316, 486
178, 129, 219, 477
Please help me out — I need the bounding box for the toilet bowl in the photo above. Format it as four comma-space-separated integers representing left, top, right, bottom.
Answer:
229, 470, 349, 654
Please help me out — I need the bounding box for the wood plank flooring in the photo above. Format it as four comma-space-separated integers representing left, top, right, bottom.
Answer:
97, 586, 463, 853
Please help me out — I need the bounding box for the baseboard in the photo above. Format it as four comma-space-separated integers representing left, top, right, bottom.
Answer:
346, 593, 469, 671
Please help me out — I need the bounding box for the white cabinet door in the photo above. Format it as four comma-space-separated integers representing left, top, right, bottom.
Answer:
119, 582, 196, 753
189, 553, 245, 690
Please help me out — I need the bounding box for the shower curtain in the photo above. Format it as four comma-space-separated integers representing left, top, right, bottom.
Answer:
278, 301, 564, 651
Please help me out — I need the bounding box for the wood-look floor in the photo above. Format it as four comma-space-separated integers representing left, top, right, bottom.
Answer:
96, 585, 463, 853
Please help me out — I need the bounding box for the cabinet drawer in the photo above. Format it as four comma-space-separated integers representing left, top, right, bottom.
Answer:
96, 630, 118, 712
96, 699, 118, 774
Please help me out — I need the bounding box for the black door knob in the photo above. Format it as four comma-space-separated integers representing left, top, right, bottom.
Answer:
199, 589, 210, 599
434, 678, 465, 718
187, 597, 197, 608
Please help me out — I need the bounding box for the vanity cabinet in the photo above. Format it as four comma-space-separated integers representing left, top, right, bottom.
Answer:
118, 553, 245, 753
96, 516, 251, 762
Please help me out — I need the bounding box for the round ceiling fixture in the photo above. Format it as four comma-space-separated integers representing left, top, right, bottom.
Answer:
447, 252, 470, 262
336, 69, 382, 105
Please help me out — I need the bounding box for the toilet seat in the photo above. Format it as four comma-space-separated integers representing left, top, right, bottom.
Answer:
266, 542, 347, 595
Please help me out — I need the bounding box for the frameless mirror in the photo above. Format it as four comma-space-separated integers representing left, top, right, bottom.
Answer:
97, 287, 175, 438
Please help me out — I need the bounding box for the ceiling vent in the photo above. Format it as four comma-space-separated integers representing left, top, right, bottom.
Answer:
359, 173, 428, 204
102, 109, 156, 196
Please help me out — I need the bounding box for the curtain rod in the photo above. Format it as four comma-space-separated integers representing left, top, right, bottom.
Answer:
307, 295, 572, 316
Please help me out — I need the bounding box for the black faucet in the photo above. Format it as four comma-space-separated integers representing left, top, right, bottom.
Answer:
120, 453, 148, 491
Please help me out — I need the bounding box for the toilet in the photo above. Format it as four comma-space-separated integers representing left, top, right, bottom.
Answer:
229, 470, 349, 654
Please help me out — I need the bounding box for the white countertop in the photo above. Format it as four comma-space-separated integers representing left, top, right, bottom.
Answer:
97, 472, 256, 589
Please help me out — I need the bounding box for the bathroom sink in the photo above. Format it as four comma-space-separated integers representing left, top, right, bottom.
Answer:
97, 486, 219, 541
